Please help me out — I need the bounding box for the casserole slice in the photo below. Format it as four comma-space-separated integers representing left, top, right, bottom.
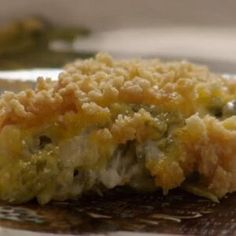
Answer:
0, 53, 236, 204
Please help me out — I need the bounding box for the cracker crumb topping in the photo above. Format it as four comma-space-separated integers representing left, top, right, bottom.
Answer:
0, 52, 234, 129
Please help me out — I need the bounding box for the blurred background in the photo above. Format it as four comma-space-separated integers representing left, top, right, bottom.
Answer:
0, 0, 235, 73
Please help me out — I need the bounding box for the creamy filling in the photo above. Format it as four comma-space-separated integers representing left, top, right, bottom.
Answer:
51, 136, 156, 204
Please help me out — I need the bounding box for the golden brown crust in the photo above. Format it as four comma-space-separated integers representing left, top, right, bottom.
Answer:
0, 53, 235, 130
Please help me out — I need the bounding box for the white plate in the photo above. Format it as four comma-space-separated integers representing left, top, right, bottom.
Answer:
0, 69, 62, 82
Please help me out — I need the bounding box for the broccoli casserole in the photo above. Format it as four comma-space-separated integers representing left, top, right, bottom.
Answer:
0, 53, 236, 204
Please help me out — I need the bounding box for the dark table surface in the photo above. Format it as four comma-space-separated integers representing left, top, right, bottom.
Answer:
0, 188, 235, 236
